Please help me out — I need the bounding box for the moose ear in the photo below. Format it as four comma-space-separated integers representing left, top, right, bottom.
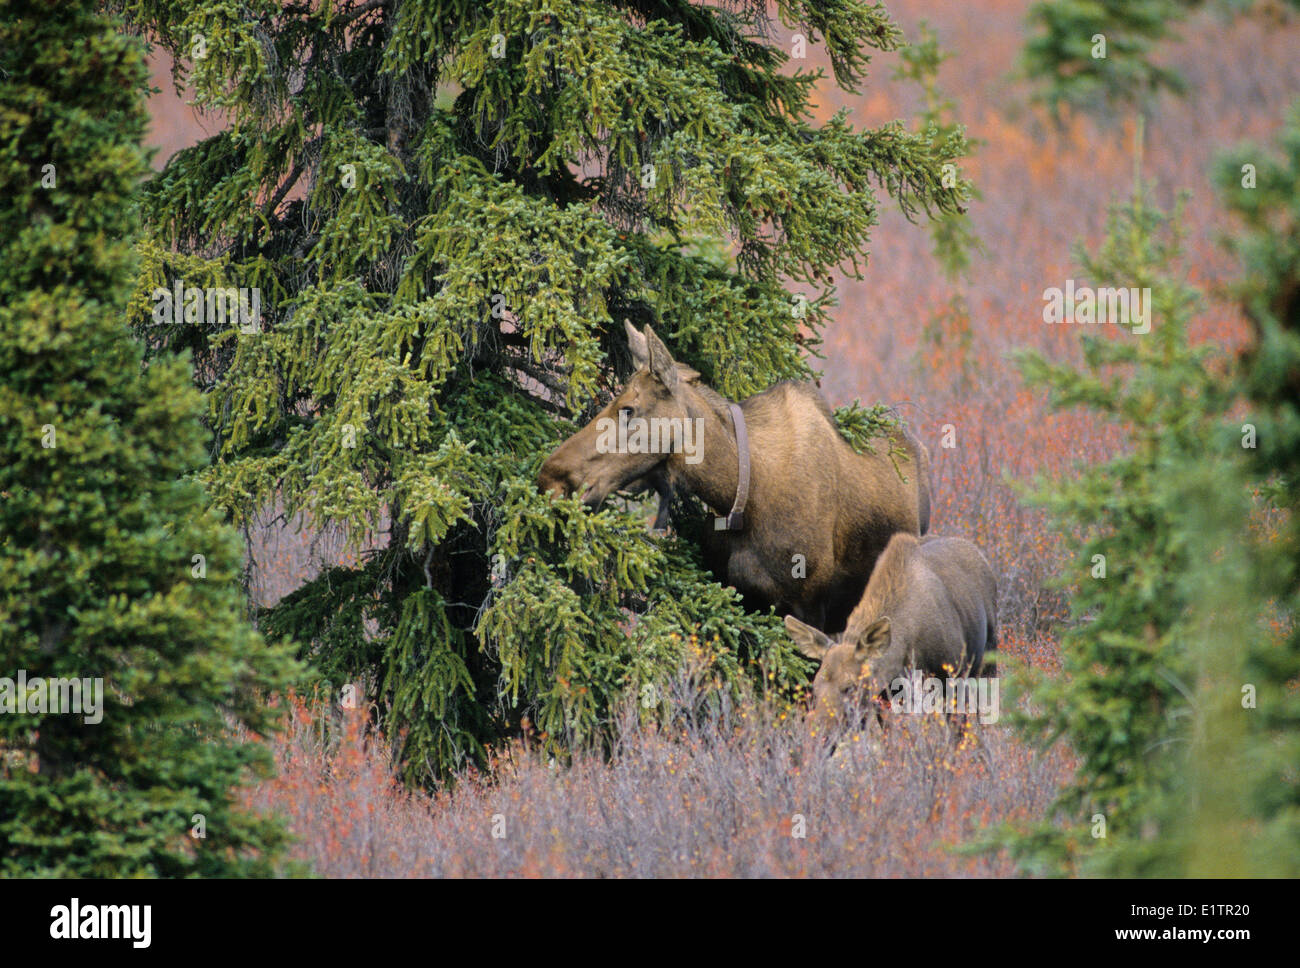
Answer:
625, 319, 649, 370
853, 616, 891, 663
785, 614, 832, 662
643, 325, 679, 393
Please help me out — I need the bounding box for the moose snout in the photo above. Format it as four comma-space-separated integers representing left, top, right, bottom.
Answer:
538, 454, 608, 506
537, 460, 576, 498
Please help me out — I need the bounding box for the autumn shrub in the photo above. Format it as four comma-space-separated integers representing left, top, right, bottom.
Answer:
249, 677, 1072, 878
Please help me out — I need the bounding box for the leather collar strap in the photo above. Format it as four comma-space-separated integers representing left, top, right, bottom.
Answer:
714, 403, 750, 531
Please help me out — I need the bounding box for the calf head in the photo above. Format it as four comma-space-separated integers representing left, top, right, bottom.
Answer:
784, 613, 892, 735
538, 321, 701, 509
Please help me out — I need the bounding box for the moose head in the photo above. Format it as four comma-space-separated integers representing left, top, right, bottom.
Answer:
537, 321, 705, 510
784, 613, 894, 735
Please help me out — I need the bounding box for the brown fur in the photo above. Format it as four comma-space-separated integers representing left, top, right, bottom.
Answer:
537, 323, 931, 632
784, 533, 998, 734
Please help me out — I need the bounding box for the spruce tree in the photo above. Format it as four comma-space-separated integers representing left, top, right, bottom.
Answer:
1171, 101, 1300, 875
0, 0, 301, 875
1001, 165, 1235, 875
1000, 115, 1300, 873
1020, 0, 1195, 113
121, 0, 970, 783
890, 20, 982, 281
1021, 0, 1299, 114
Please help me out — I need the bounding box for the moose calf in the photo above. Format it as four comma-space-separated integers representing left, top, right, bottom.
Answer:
783, 533, 998, 736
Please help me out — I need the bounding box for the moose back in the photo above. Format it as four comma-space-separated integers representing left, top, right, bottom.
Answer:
538, 322, 931, 633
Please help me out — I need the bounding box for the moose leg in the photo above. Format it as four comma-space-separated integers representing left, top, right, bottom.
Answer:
649, 477, 673, 533
724, 549, 786, 616
623, 468, 675, 533
980, 623, 998, 678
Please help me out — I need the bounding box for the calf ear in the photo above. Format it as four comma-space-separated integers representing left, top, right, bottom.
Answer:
625, 319, 650, 370
854, 617, 891, 663
643, 325, 680, 393
785, 614, 832, 661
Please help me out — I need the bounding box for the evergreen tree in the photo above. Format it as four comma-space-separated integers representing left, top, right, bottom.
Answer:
1021, 0, 1299, 114
121, 0, 971, 782
1021, 0, 1195, 114
1171, 101, 1300, 875
1001, 162, 1235, 875
1000, 117, 1300, 874
0, 0, 301, 875
890, 20, 982, 281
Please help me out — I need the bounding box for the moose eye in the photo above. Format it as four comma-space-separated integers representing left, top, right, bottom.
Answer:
618, 406, 635, 418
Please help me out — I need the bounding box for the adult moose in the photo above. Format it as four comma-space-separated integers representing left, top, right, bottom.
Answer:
537, 322, 931, 633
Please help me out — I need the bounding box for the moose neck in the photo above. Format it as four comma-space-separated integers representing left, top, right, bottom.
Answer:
672, 385, 745, 518
843, 535, 919, 640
